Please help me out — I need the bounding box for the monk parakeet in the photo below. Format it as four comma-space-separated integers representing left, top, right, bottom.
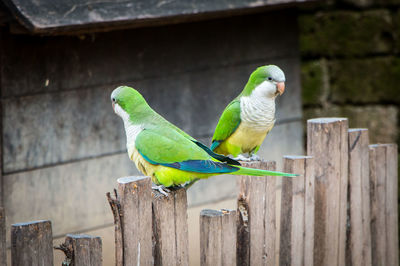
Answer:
111, 86, 295, 193
211, 65, 285, 161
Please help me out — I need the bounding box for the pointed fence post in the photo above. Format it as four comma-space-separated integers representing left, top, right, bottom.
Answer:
307, 118, 348, 266
237, 160, 276, 266
347, 129, 372, 266
200, 209, 236, 266
152, 188, 189, 266
57, 234, 102, 266
11, 220, 53, 266
279, 155, 315, 266
107, 176, 153, 266
369, 144, 398, 266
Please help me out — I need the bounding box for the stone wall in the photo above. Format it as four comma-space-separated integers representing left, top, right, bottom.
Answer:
300, 1, 400, 151
299, 0, 400, 232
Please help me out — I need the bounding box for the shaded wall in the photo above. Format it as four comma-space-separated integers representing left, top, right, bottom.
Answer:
1, 9, 303, 263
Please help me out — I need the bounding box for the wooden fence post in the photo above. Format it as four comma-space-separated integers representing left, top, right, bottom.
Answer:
279, 155, 315, 266
369, 144, 398, 266
347, 129, 372, 266
107, 176, 153, 266
11, 220, 53, 266
0, 208, 5, 266
307, 118, 348, 266
57, 234, 102, 266
152, 187, 189, 266
200, 209, 236, 266
237, 160, 276, 266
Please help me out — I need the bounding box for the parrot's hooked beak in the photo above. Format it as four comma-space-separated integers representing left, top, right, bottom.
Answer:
276, 82, 285, 96
112, 102, 115, 112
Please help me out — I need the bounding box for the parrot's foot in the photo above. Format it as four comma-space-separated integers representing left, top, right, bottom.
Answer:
152, 185, 171, 197
234, 154, 251, 161
249, 154, 261, 161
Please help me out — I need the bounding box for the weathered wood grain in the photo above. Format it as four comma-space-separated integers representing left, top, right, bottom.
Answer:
307, 118, 348, 266
384, 144, 398, 266
369, 144, 398, 266
200, 209, 223, 266
152, 188, 189, 266
0, 208, 5, 266
221, 209, 236, 266
11, 220, 53, 266
199, 209, 236, 266
2, 0, 309, 34
280, 155, 314, 266
117, 176, 152, 266
347, 129, 372, 266
59, 234, 102, 266
237, 160, 276, 266
369, 145, 387, 266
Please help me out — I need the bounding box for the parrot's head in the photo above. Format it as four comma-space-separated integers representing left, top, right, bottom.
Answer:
243, 65, 285, 99
111, 86, 148, 122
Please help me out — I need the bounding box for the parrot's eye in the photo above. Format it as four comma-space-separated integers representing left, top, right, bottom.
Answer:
112, 97, 116, 102
268, 77, 272, 81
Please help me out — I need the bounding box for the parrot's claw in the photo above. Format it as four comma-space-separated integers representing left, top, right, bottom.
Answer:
249, 154, 261, 161
152, 185, 170, 197
234, 154, 250, 162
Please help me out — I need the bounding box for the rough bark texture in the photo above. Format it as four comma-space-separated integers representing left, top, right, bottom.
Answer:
57, 234, 102, 266
0, 208, 5, 266
11, 220, 53, 266
280, 155, 315, 266
307, 118, 349, 266
152, 188, 189, 266
347, 129, 372, 266
237, 160, 276, 266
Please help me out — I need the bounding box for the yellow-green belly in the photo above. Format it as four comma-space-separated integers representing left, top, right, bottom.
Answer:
214, 123, 270, 157
129, 147, 213, 187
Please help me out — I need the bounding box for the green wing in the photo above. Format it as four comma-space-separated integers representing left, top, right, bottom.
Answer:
211, 99, 241, 151
136, 128, 209, 164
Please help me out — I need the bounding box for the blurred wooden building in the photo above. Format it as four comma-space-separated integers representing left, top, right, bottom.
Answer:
0, 0, 312, 263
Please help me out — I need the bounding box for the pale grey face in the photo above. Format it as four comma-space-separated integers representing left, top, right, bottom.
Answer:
267, 65, 285, 83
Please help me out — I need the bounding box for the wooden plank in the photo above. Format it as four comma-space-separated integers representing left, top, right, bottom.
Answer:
307, 118, 348, 266
152, 188, 189, 266
347, 129, 372, 266
4, 153, 139, 246
237, 160, 276, 266
369, 145, 387, 266
221, 209, 236, 266
58, 234, 102, 266
200, 209, 223, 266
2, 0, 312, 34
117, 176, 152, 266
0, 208, 5, 266
385, 144, 398, 266
11, 220, 53, 266
280, 155, 314, 266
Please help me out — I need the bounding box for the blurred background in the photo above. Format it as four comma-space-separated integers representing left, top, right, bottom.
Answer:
0, 0, 398, 264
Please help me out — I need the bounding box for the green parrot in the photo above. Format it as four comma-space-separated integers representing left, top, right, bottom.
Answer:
211, 65, 285, 161
111, 86, 296, 194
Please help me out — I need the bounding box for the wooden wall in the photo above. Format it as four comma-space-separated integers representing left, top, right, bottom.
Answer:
0, 9, 302, 254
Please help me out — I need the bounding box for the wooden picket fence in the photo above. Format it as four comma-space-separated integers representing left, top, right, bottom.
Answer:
3, 117, 399, 266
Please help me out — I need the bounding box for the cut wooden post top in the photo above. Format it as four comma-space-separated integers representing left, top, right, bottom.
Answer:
283, 155, 313, 160
66, 234, 101, 239
200, 209, 223, 217
12, 220, 51, 227
348, 128, 368, 132
117, 176, 150, 184
307, 117, 348, 124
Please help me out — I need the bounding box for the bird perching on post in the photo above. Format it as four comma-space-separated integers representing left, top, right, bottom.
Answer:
111, 86, 296, 195
211, 65, 285, 161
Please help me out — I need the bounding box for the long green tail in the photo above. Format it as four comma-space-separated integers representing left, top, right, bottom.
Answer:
234, 166, 298, 177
